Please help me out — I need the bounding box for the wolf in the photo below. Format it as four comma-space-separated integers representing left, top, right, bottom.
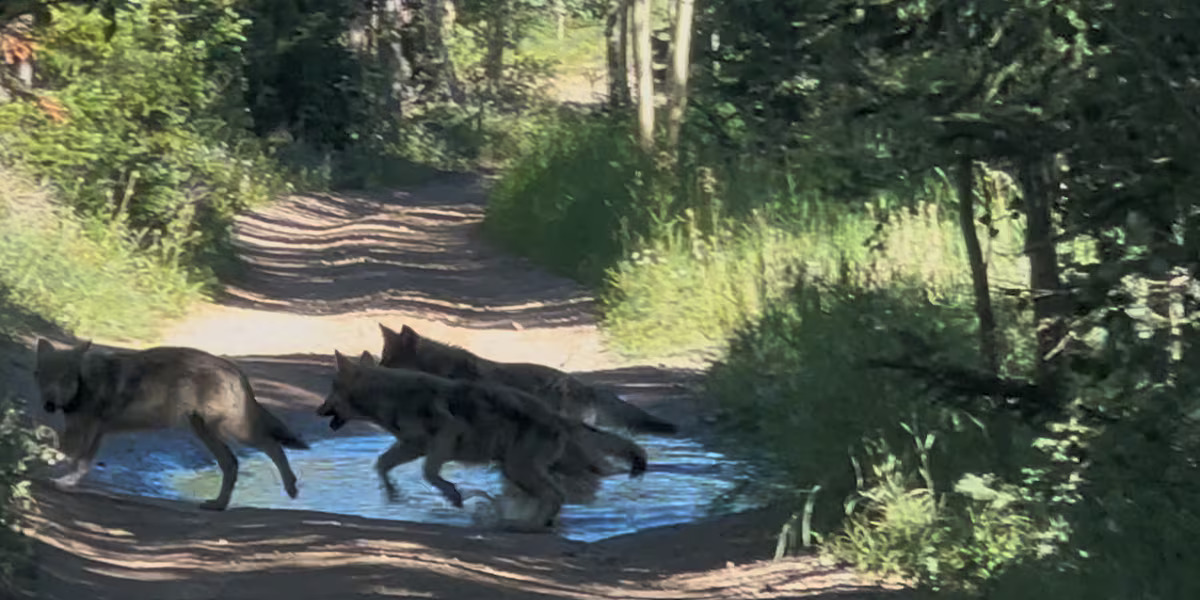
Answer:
378, 323, 678, 435
316, 350, 647, 531
34, 339, 310, 510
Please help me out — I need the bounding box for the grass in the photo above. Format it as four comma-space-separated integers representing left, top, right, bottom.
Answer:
0, 165, 203, 342
518, 19, 607, 96
602, 183, 1031, 360
484, 113, 656, 282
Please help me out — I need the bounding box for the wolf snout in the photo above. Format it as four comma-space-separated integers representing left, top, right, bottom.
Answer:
329, 415, 347, 430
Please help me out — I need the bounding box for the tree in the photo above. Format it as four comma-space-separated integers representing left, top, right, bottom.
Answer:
604, 0, 629, 108
483, 0, 512, 95
663, 0, 694, 152
630, 0, 652, 149
423, 0, 462, 102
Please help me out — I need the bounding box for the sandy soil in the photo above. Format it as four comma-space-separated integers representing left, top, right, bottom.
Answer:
3, 173, 912, 599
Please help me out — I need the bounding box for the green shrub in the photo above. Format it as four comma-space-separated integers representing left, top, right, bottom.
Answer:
0, 0, 291, 274
705, 274, 1043, 589
602, 187, 1030, 360
484, 112, 658, 282
824, 438, 1041, 592
0, 391, 63, 597
0, 165, 201, 341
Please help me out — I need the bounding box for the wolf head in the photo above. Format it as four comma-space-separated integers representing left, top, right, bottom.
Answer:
379, 323, 479, 379
34, 338, 92, 413
316, 350, 377, 430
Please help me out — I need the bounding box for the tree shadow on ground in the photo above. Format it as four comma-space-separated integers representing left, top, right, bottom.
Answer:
12, 346, 912, 599
27, 480, 913, 600
218, 173, 599, 330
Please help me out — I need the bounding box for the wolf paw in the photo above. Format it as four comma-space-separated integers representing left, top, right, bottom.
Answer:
443, 488, 464, 508
199, 499, 229, 511
51, 473, 83, 490
284, 480, 299, 499
381, 481, 401, 503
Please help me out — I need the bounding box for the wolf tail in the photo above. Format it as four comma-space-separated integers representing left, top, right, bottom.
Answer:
590, 386, 678, 435
580, 425, 647, 478
243, 377, 311, 450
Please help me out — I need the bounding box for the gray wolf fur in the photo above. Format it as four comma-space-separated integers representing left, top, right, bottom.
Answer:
378, 323, 678, 434
316, 350, 647, 530
34, 339, 309, 510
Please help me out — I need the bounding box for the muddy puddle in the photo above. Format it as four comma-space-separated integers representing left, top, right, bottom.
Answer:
79, 429, 770, 542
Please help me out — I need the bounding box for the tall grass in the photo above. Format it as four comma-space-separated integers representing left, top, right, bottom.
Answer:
484, 113, 657, 282
603, 185, 1030, 359
0, 166, 202, 341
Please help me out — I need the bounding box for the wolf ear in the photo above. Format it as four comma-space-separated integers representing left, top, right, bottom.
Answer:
358, 351, 377, 367
76, 340, 93, 353
397, 325, 419, 355
334, 350, 357, 374
379, 323, 397, 339
35, 338, 54, 356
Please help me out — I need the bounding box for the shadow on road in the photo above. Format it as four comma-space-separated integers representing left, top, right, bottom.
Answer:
220, 174, 597, 330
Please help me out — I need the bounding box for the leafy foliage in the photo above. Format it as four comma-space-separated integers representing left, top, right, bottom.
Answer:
0, 0, 290, 274
0, 390, 63, 596
0, 165, 200, 341
484, 111, 658, 282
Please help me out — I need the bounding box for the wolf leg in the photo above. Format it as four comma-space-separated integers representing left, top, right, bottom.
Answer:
422, 431, 465, 508
502, 435, 568, 531
375, 439, 425, 502
52, 421, 104, 489
188, 415, 239, 510
255, 440, 300, 499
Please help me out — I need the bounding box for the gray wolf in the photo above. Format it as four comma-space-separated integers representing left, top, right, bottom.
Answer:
378, 323, 678, 434
316, 350, 647, 531
34, 339, 310, 510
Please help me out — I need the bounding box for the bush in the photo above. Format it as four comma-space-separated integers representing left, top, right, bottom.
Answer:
0, 0, 291, 275
705, 273, 1044, 591
0, 391, 63, 597
823, 440, 1041, 592
602, 179, 1030, 360
484, 112, 658, 283
0, 165, 201, 341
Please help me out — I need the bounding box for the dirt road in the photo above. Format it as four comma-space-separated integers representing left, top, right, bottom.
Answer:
8, 173, 910, 599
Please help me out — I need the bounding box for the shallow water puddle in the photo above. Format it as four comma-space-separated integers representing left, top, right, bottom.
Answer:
81, 432, 765, 542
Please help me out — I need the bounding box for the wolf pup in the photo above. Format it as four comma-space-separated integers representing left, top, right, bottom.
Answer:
379, 323, 678, 435
317, 350, 647, 531
34, 339, 309, 510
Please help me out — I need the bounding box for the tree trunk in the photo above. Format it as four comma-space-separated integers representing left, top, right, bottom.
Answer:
631, 0, 654, 150
377, 0, 413, 116
1020, 155, 1067, 413
424, 0, 462, 102
551, 0, 566, 41
664, 0, 695, 152
605, 0, 629, 108
957, 157, 998, 375
484, 0, 512, 94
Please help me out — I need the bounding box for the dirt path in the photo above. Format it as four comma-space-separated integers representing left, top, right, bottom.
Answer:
11, 174, 911, 599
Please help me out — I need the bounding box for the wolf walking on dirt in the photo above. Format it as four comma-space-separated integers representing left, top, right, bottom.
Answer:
34, 339, 310, 510
316, 350, 648, 531
378, 323, 679, 435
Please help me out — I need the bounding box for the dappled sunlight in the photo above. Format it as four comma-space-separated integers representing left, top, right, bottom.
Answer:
26, 481, 912, 600
213, 173, 600, 332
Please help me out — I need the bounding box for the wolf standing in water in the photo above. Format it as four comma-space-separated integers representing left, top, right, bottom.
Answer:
34, 339, 309, 510
378, 323, 679, 434
316, 350, 647, 531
